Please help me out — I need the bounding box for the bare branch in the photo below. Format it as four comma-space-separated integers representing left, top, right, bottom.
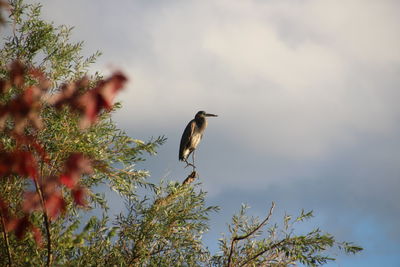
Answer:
182, 171, 197, 185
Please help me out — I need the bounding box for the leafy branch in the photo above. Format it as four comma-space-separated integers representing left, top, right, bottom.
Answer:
227, 202, 275, 267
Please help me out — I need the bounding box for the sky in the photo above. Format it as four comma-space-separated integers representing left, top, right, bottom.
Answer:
31, 0, 400, 266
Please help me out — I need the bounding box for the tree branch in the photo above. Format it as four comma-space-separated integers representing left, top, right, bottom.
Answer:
38, 48, 58, 68
33, 176, 52, 267
239, 239, 286, 267
182, 171, 197, 185
227, 202, 275, 267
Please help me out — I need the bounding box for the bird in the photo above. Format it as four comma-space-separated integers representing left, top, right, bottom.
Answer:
179, 111, 218, 169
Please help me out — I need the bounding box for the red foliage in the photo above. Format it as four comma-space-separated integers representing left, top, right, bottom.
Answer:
0, 150, 38, 179
0, 199, 43, 245
31, 225, 43, 245
0, 85, 44, 133
59, 154, 92, 207
72, 186, 87, 206
0, 79, 6, 94
0, 61, 127, 244
13, 133, 49, 163
60, 153, 93, 189
9, 61, 25, 88
44, 193, 66, 219
23, 177, 66, 220
22, 191, 41, 213
51, 72, 127, 128
13, 215, 30, 239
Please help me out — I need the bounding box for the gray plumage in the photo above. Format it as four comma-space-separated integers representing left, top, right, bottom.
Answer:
179, 111, 217, 166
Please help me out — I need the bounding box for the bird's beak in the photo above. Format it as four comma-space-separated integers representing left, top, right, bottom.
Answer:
205, 113, 218, 117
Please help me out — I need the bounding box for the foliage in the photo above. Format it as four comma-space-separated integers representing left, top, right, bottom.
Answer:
0, 1, 362, 267
212, 203, 362, 267
0, 1, 164, 266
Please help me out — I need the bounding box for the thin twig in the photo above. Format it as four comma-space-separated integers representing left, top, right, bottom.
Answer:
38, 48, 58, 68
33, 174, 52, 267
239, 239, 286, 267
0, 211, 12, 266
110, 166, 139, 176
227, 202, 275, 267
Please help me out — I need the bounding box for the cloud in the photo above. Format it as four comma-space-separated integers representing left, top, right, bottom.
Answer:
38, 0, 400, 197
81, 0, 398, 162
39, 1, 400, 158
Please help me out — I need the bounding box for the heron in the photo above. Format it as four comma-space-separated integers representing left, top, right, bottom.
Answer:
179, 111, 218, 169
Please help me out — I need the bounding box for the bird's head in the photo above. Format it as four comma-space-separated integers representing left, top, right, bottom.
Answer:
196, 110, 218, 119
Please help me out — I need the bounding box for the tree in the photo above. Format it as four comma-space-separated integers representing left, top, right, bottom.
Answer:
0, 1, 362, 266
0, 1, 164, 266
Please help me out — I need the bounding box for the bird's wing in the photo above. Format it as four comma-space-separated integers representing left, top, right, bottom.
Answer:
179, 120, 196, 160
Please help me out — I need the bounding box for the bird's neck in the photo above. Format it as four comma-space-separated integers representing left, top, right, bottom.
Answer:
195, 117, 207, 130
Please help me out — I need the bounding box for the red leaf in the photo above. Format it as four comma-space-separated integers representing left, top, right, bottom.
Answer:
48, 73, 126, 128
0, 151, 38, 179
14, 134, 49, 163
28, 68, 51, 90
77, 90, 101, 128
42, 176, 60, 195
31, 226, 43, 246
23, 177, 66, 220
0, 79, 9, 94
0, 84, 44, 133
0, 152, 13, 177
22, 191, 41, 213
5, 218, 18, 232
14, 216, 30, 239
60, 173, 77, 189
60, 153, 92, 188
9, 61, 25, 87
1, 198, 43, 244
97, 72, 127, 109
72, 187, 87, 206
45, 193, 66, 220
15, 151, 37, 179
66, 153, 92, 173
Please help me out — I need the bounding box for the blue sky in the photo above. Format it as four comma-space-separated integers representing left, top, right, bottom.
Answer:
36, 0, 400, 265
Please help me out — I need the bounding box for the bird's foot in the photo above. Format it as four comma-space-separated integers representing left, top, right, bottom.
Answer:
184, 161, 196, 170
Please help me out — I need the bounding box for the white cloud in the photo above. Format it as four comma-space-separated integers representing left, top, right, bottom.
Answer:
110, 0, 400, 160
40, 0, 400, 163
203, 21, 345, 89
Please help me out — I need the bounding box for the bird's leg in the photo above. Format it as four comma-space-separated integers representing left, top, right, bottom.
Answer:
192, 150, 196, 170
184, 158, 195, 169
